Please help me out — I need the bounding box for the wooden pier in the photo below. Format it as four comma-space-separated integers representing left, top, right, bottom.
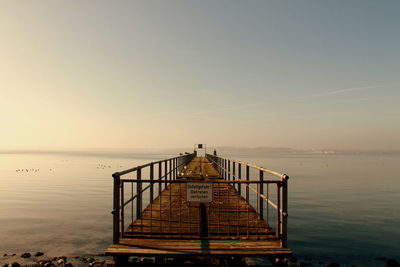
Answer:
106, 150, 291, 264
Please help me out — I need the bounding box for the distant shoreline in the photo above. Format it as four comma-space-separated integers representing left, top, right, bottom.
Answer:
1, 147, 400, 157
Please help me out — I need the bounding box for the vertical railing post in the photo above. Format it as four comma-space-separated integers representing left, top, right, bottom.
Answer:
164, 160, 167, 190
137, 168, 142, 219
158, 162, 162, 195
150, 163, 154, 203
259, 170, 264, 220
120, 182, 124, 237
246, 165, 249, 202
220, 157, 222, 176
282, 175, 289, 248
172, 158, 175, 180
112, 173, 121, 244
233, 162, 236, 190
238, 163, 242, 196
174, 158, 176, 179
228, 160, 231, 181
224, 159, 227, 179
276, 183, 281, 240
168, 160, 172, 180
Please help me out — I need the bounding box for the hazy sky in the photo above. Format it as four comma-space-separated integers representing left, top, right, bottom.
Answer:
1, 1, 399, 150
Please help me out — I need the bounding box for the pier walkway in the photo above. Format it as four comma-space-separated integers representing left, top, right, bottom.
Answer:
106, 152, 291, 261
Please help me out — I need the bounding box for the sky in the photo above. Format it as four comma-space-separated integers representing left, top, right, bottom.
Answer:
1, 1, 399, 151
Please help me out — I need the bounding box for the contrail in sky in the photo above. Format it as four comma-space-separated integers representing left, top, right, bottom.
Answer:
187, 84, 396, 117
299, 84, 393, 99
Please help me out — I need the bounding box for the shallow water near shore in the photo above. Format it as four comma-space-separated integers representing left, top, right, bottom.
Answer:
0, 151, 399, 266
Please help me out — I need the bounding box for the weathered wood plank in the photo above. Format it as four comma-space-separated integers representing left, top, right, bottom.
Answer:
106, 238, 291, 256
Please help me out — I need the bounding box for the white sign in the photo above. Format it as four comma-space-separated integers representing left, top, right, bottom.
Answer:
186, 182, 213, 202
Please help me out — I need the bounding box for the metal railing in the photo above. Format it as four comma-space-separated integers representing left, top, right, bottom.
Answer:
206, 153, 289, 247
112, 153, 196, 244
111, 153, 289, 247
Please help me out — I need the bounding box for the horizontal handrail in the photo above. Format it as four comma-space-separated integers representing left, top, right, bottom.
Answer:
114, 153, 194, 177
120, 179, 283, 184
206, 153, 289, 180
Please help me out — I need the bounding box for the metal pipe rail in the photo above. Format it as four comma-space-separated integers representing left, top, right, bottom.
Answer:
112, 153, 196, 244
205, 153, 289, 247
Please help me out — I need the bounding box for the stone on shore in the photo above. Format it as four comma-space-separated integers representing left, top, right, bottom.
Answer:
34, 252, 44, 257
20, 252, 31, 258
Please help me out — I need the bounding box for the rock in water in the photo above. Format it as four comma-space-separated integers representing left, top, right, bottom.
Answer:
34, 252, 44, 257
20, 252, 31, 258
10, 263, 21, 267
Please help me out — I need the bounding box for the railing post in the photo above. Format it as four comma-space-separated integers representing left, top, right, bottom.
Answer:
150, 163, 154, 203
112, 173, 121, 244
233, 162, 236, 190
246, 165, 249, 202
174, 158, 176, 179
228, 160, 231, 181
224, 159, 227, 179
169, 159, 172, 181
158, 162, 162, 195
137, 168, 142, 219
282, 175, 289, 248
120, 182, 124, 237
220, 157, 222, 175
238, 163, 242, 195
164, 160, 167, 190
259, 170, 264, 220
276, 183, 281, 240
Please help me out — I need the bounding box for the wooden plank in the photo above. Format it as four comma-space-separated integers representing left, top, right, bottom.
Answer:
106, 238, 292, 256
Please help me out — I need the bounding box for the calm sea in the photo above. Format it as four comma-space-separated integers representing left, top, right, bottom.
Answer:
0, 151, 399, 266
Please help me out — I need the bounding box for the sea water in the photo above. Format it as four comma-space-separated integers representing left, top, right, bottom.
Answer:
0, 151, 399, 266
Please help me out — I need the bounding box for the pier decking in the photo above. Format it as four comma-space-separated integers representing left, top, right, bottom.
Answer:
106, 152, 291, 261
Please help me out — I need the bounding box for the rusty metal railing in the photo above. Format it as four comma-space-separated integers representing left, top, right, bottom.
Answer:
206, 153, 289, 247
111, 153, 195, 244
111, 153, 289, 247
